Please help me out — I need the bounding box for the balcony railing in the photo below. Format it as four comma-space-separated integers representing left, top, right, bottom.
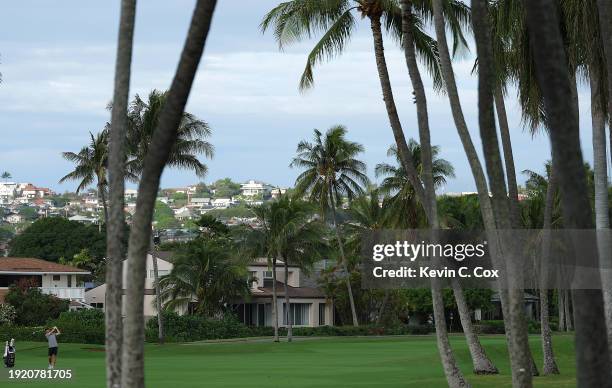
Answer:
39, 287, 85, 301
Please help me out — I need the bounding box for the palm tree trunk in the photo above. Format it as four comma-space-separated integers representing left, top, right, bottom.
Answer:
400, 1, 497, 375
121, 2, 217, 387
493, 90, 520, 226
106, 1, 136, 386
472, 4, 534, 385
328, 198, 358, 327
368, 15, 427, 210
524, 2, 612, 386
272, 258, 279, 342
370, 12, 467, 387
558, 290, 566, 331
564, 290, 573, 331
98, 183, 109, 232
152, 249, 164, 345
283, 259, 292, 342
540, 166, 559, 374
596, 0, 612, 168
589, 66, 612, 346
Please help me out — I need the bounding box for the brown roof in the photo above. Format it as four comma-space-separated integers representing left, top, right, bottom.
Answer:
253, 281, 325, 299
0, 258, 90, 274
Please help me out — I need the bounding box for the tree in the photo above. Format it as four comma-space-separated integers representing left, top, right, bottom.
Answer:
5, 283, 69, 326
126, 89, 214, 180
60, 130, 109, 229
9, 217, 106, 263
106, 2, 136, 384
375, 141, 454, 229
524, 1, 612, 386
291, 125, 368, 327
154, 201, 180, 229
1, 171, 11, 181
157, 239, 250, 317
121, 2, 218, 386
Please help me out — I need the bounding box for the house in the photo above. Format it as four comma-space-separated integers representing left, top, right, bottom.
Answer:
20, 184, 53, 199
124, 189, 138, 200
0, 183, 17, 204
240, 180, 272, 197
188, 197, 211, 207
86, 253, 333, 327
212, 198, 233, 208
0, 257, 90, 305
68, 215, 98, 225
5, 213, 24, 224
85, 252, 181, 317
231, 258, 333, 327
270, 188, 287, 199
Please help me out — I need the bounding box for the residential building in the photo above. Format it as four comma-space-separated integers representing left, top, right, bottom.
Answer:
86, 254, 333, 327
125, 189, 138, 200
232, 258, 333, 327
240, 180, 272, 197
270, 188, 287, 199
212, 198, 233, 208
0, 183, 17, 204
5, 213, 24, 224
0, 257, 90, 306
85, 252, 180, 317
68, 215, 98, 225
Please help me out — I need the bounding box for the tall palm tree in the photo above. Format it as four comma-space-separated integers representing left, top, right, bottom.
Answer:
524, 1, 612, 386
1, 172, 11, 182
291, 125, 369, 327
157, 239, 250, 317
126, 89, 214, 180
104, 0, 136, 388
106, 1, 136, 384
261, 0, 468, 218
121, 1, 218, 386
60, 130, 109, 227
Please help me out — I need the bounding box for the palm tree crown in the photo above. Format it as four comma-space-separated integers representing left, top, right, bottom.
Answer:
60, 130, 109, 194
126, 89, 214, 179
261, 0, 473, 91
291, 125, 369, 215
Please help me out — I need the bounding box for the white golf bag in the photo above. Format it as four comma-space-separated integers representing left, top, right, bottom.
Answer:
3, 339, 15, 368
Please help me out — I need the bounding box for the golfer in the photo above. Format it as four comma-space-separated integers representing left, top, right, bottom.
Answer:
45, 326, 61, 369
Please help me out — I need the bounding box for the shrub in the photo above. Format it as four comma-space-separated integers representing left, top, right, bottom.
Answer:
5, 285, 69, 326
0, 304, 17, 326
473, 319, 545, 334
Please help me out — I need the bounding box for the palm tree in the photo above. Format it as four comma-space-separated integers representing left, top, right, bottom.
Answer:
376, 141, 453, 229
60, 130, 109, 228
121, 1, 217, 386
244, 197, 326, 342
157, 239, 250, 316
291, 125, 369, 327
1, 172, 11, 182
106, 0, 136, 384
522, 163, 560, 375
524, 1, 612, 386
261, 0, 468, 220
126, 89, 214, 180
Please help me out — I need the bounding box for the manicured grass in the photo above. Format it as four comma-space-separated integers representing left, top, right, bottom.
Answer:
2, 334, 576, 387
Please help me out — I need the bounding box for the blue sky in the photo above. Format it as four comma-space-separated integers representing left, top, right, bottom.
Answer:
0, 0, 597, 194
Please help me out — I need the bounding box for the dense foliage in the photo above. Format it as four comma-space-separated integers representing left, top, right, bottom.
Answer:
5, 284, 69, 326
8, 217, 105, 262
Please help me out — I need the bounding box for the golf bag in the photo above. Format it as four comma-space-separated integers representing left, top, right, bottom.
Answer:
3, 339, 15, 368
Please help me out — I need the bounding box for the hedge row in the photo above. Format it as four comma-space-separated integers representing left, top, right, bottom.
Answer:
473, 320, 557, 334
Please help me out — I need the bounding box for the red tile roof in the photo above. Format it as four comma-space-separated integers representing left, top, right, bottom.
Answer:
0, 258, 90, 274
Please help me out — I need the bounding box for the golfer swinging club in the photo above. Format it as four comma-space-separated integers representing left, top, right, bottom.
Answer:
45, 326, 61, 369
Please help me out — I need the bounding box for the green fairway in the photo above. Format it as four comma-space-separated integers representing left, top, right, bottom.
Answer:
1, 334, 576, 387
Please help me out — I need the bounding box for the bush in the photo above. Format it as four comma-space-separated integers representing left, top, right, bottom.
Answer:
5, 285, 69, 326
473, 320, 547, 334
0, 304, 17, 326
146, 312, 432, 342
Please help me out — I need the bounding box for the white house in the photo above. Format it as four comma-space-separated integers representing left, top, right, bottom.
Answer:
5, 213, 24, 224
124, 189, 138, 200
240, 180, 272, 197
0, 257, 90, 305
0, 183, 17, 204
212, 198, 233, 208
69, 215, 99, 225
85, 253, 179, 317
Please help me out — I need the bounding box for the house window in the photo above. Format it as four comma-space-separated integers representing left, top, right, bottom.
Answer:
319, 303, 326, 326
52, 275, 61, 281
283, 303, 310, 326
67, 275, 72, 288
263, 271, 273, 279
